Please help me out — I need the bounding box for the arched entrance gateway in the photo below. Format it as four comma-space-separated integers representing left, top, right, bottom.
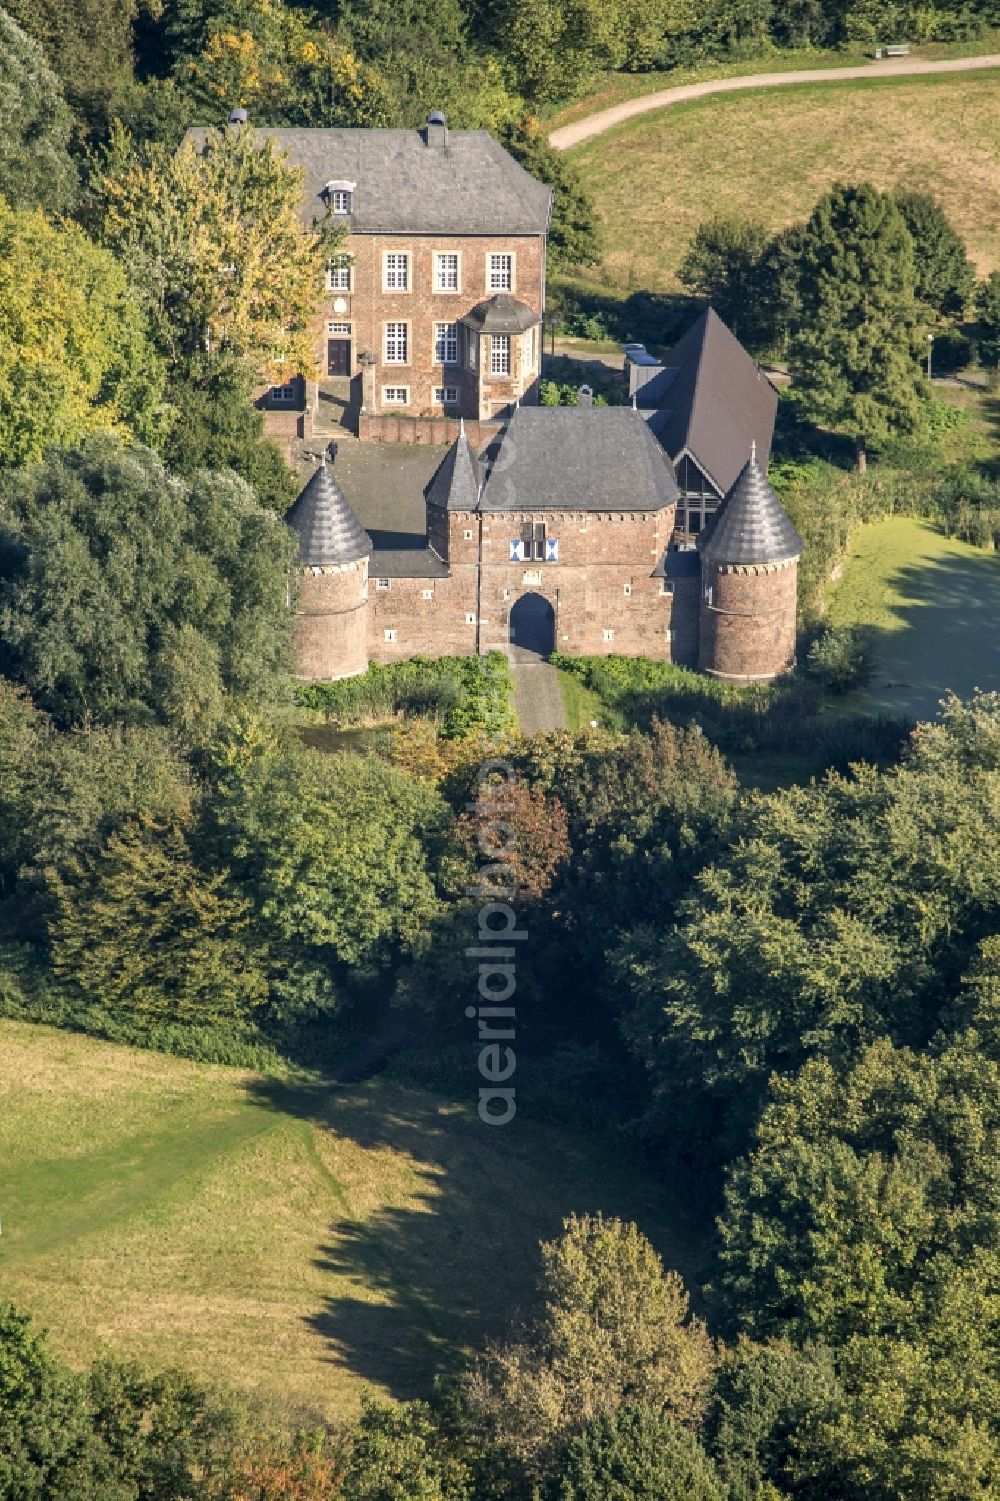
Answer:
508, 592, 555, 660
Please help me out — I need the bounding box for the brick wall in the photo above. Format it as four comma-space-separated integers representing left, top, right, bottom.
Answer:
312, 230, 546, 423
698, 560, 798, 681
368, 571, 478, 661
295, 561, 369, 680
358, 413, 502, 447
361, 507, 684, 666
476, 508, 676, 658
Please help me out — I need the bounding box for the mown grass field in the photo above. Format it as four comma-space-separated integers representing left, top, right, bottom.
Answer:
567, 73, 1000, 292
0, 1020, 698, 1421
825, 516, 1000, 720
546, 33, 1000, 128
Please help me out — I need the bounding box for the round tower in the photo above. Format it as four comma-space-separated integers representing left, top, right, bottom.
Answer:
696, 445, 803, 683
286, 457, 372, 681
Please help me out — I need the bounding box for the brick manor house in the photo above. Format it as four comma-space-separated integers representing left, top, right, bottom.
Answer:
186, 114, 803, 681
187, 111, 552, 443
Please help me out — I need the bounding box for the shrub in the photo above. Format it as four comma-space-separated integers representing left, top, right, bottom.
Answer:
295, 653, 515, 739
805, 626, 872, 693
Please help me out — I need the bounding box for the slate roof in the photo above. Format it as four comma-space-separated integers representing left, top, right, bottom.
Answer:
459, 294, 541, 334
286, 461, 372, 565
370, 548, 450, 579
425, 427, 483, 511
478, 407, 679, 513
634, 308, 779, 497
697, 449, 803, 566
183, 124, 552, 235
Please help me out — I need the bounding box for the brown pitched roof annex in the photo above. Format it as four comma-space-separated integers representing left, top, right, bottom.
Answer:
633, 308, 779, 497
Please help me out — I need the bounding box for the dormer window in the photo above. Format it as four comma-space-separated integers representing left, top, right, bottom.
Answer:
323, 180, 355, 215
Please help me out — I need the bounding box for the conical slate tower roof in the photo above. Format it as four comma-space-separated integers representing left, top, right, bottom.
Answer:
698, 447, 803, 566
424, 424, 482, 511
286, 459, 372, 566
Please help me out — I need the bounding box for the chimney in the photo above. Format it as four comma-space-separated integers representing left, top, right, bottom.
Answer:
227, 108, 248, 126
424, 111, 448, 147
578, 384, 594, 407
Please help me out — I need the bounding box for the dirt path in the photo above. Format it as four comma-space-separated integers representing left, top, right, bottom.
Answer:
549, 53, 1000, 150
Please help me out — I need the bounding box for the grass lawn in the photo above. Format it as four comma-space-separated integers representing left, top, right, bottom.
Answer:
567, 73, 1000, 292
825, 517, 1000, 720
556, 667, 612, 730
0, 1020, 701, 1421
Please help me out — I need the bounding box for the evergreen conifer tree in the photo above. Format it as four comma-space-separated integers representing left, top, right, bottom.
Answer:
789, 181, 923, 470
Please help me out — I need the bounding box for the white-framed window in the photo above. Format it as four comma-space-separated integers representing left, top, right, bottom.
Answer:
384, 628, 397, 642
603, 628, 614, 642
330, 189, 352, 214
434, 322, 458, 365
384, 252, 410, 291
520, 521, 546, 561
465, 612, 476, 625
489, 253, 513, 291
421, 588, 434, 600
624, 583, 632, 596
382, 385, 409, 405
469, 335, 477, 371
271, 383, 296, 403
433, 385, 459, 405
384, 323, 408, 363
375, 577, 391, 590
463, 529, 473, 540
326, 320, 351, 335
490, 335, 511, 376
435, 252, 460, 291
326, 259, 352, 291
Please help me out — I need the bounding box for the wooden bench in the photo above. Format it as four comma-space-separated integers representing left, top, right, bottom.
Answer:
874, 42, 911, 57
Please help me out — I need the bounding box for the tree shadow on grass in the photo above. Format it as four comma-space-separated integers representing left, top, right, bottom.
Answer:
854, 547, 1000, 722
245, 1073, 709, 1400
976, 391, 1000, 480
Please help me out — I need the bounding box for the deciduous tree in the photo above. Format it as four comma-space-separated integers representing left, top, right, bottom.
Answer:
0, 438, 295, 725
679, 215, 771, 346
0, 1303, 92, 1498
501, 121, 602, 271
345, 1397, 469, 1501
94, 121, 340, 380
0, 202, 166, 467
2, 0, 139, 136
460, 1215, 714, 1484
0, 9, 78, 213
49, 813, 269, 1025
555, 1405, 725, 1500
205, 723, 448, 969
